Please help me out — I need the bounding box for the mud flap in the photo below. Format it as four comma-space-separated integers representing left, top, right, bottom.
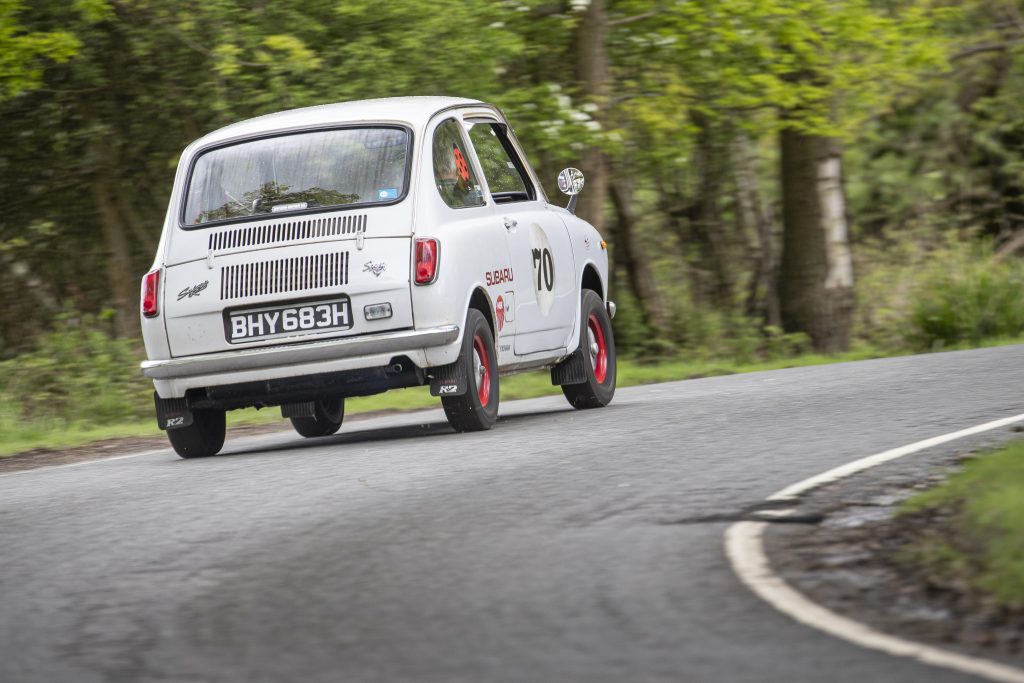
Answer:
154, 393, 193, 431
429, 361, 468, 397
551, 350, 589, 386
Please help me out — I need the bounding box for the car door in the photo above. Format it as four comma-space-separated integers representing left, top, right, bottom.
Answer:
411, 115, 518, 361
464, 118, 576, 356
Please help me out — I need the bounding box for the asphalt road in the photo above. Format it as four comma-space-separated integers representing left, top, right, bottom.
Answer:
2, 345, 1023, 683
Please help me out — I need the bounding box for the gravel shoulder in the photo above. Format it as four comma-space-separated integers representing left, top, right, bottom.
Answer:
765, 425, 1024, 668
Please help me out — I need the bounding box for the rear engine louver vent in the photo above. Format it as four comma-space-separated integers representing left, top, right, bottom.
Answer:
220, 252, 350, 300
209, 214, 367, 252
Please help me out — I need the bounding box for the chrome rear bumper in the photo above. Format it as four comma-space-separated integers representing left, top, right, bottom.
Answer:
141, 325, 460, 380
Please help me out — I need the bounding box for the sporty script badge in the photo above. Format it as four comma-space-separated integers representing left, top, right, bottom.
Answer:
178, 280, 209, 300
363, 261, 386, 277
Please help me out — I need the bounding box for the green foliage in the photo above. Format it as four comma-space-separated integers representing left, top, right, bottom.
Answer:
854, 232, 1024, 351
0, 310, 151, 426
609, 284, 656, 354
900, 440, 1024, 608
615, 280, 812, 363
847, 1, 1024, 241
0, 0, 1021, 378
0, 0, 81, 100
654, 0, 950, 138
907, 243, 1024, 350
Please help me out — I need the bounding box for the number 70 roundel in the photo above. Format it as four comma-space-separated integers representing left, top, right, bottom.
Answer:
528, 223, 556, 316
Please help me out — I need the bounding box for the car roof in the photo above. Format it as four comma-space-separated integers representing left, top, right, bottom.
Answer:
191, 96, 491, 149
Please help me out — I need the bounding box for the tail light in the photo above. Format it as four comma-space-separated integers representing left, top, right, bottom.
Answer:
415, 238, 439, 285
141, 268, 161, 318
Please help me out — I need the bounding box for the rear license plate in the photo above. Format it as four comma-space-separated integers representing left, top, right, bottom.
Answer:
224, 296, 352, 343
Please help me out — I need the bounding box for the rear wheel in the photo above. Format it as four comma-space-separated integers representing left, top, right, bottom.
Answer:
561, 289, 616, 409
442, 309, 499, 432
167, 408, 226, 459
290, 398, 344, 438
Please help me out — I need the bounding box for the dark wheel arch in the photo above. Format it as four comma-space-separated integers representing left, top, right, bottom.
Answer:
580, 265, 604, 302
468, 287, 496, 338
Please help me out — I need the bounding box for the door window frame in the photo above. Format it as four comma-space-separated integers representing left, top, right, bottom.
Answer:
464, 117, 538, 205
431, 117, 488, 210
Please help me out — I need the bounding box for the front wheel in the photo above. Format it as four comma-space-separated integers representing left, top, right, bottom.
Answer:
442, 309, 499, 432
290, 398, 344, 438
167, 408, 226, 459
561, 289, 616, 409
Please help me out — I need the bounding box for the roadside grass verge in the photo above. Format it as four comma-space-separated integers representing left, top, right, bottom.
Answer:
0, 345, 888, 458
898, 439, 1024, 609
2, 336, 1022, 458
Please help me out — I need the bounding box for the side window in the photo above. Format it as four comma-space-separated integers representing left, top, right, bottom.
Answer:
467, 122, 533, 203
432, 119, 485, 209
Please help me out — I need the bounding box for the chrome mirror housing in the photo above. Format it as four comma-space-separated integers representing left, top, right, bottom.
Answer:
556, 168, 585, 214
557, 168, 585, 195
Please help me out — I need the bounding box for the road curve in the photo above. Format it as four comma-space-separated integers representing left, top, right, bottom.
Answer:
1, 345, 1022, 683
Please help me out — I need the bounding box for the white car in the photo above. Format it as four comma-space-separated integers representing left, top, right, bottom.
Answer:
140, 96, 616, 458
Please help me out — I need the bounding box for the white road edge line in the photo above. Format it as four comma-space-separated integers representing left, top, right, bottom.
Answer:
0, 427, 294, 479
0, 449, 169, 478
768, 414, 1024, 502
726, 412, 1024, 683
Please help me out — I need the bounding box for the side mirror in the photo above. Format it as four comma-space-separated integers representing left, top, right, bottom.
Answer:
557, 168, 585, 214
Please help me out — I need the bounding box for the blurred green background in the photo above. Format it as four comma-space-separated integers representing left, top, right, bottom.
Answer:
1, 0, 1023, 449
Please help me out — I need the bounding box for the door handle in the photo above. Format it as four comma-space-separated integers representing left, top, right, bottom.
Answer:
503, 217, 518, 230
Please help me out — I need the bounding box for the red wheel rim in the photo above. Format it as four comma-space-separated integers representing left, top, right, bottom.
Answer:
473, 333, 492, 407
587, 313, 608, 384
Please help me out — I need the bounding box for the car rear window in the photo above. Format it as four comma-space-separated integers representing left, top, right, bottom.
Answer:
182, 127, 410, 227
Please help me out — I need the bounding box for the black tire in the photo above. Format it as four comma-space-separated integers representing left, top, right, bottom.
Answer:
561, 289, 616, 409
290, 398, 345, 438
167, 408, 226, 459
442, 308, 499, 432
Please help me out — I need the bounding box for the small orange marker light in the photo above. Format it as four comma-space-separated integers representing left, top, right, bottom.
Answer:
600, 240, 607, 250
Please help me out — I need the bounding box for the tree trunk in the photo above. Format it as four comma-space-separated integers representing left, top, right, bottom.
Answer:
778, 129, 855, 352
734, 134, 781, 328
609, 180, 667, 336
574, 0, 607, 233
689, 112, 732, 310
93, 167, 138, 339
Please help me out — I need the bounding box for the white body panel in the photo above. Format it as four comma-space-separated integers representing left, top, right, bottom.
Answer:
162, 237, 413, 357
503, 204, 577, 355
141, 97, 610, 401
